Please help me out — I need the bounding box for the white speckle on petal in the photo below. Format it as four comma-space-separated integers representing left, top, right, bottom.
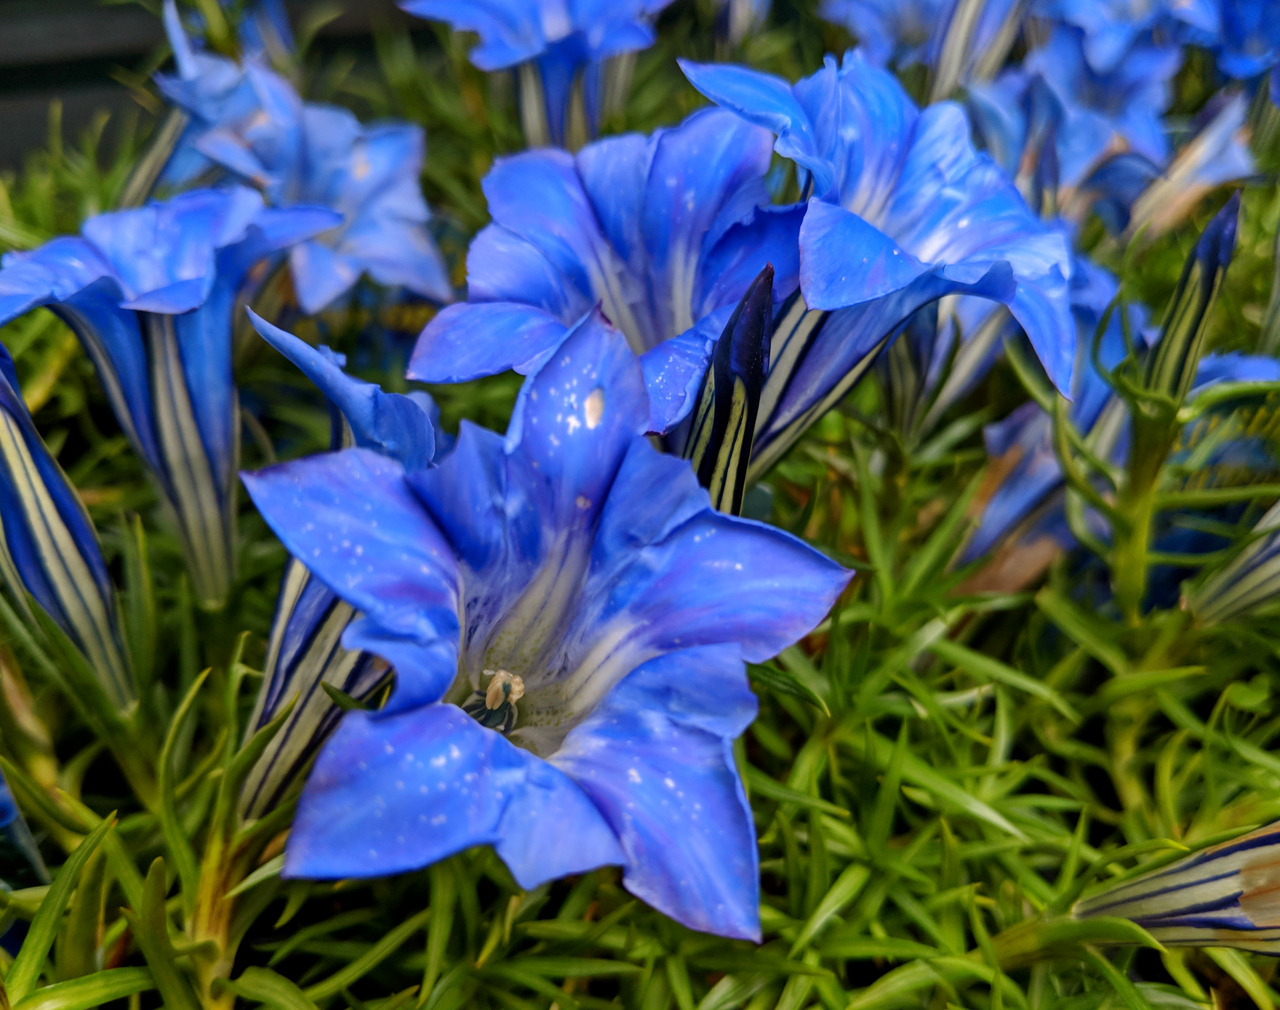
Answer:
584, 387, 604, 429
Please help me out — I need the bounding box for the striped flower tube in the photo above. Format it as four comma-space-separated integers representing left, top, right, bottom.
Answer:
1075, 822, 1280, 953
0, 345, 133, 706
0, 187, 339, 608
1187, 500, 1280, 622
238, 312, 437, 818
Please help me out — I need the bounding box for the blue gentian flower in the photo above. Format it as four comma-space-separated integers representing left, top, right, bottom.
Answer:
0, 187, 339, 608
965, 258, 1280, 564
0, 346, 133, 706
239, 310, 439, 818
1208, 0, 1280, 101
158, 23, 452, 315
1122, 91, 1255, 239
243, 311, 851, 938
970, 26, 1178, 195
155, 1, 260, 190
1032, 0, 1217, 72
410, 106, 802, 435
1075, 820, 1280, 953
681, 52, 1075, 478
963, 261, 1142, 562
817, 0, 944, 67
400, 0, 675, 147
228, 0, 294, 61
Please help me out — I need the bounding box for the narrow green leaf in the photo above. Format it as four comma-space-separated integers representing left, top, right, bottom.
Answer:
118, 860, 200, 1010
749, 664, 830, 717
929, 639, 1079, 721
157, 669, 209, 920
54, 841, 105, 982
5, 818, 113, 1003
1034, 588, 1129, 675
304, 907, 431, 1000
219, 967, 321, 1010
790, 862, 871, 955
11, 967, 154, 1010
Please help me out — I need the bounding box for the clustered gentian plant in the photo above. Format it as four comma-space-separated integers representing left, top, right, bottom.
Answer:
5, 0, 1280, 1006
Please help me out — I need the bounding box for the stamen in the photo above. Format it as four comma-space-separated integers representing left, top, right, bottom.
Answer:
463, 669, 525, 733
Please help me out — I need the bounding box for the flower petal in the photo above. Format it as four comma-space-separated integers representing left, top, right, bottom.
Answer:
250, 310, 436, 470
553, 648, 760, 940
285, 703, 623, 887
408, 302, 572, 384
242, 448, 461, 645
679, 59, 827, 197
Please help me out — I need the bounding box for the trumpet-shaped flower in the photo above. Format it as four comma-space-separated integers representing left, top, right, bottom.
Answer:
1032, 0, 1217, 72
154, 1, 262, 188
1075, 820, 1280, 953
410, 107, 802, 434
0, 347, 133, 706
157, 9, 450, 314
183, 65, 452, 314
681, 52, 1074, 477
239, 311, 439, 818
1208, 0, 1280, 101
243, 312, 850, 938
969, 27, 1178, 196
0, 187, 339, 607
400, 0, 674, 147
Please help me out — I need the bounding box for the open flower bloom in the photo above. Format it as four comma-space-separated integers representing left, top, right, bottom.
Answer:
968, 26, 1177, 199
0, 347, 132, 707
174, 61, 452, 314
963, 261, 1141, 563
240, 311, 439, 818
243, 312, 850, 938
400, 0, 674, 148
410, 106, 802, 434
1121, 91, 1255, 239
1032, 0, 1217, 73
154, 0, 263, 189
1208, 0, 1280, 101
0, 187, 338, 608
681, 52, 1075, 478
1075, 820, 1280, 953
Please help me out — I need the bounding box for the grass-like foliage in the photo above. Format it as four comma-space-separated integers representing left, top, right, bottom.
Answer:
3, 1, 1280, 1008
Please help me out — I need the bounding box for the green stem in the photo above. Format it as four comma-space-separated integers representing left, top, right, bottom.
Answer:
1111, 419, 1175, 625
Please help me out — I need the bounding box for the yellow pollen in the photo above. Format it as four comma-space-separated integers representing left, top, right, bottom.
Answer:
483, 669, 525, 709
